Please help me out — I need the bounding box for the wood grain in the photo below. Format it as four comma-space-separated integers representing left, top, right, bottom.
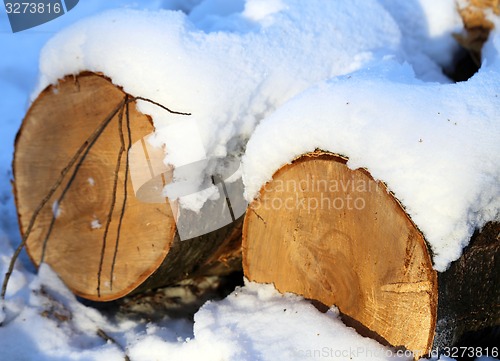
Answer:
243, 152, 437, 356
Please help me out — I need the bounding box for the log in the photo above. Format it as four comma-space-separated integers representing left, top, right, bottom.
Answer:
13, 72, 243, 302
434, 221, 500, 348
242, 151, 499, 357
455, 0, 499, 65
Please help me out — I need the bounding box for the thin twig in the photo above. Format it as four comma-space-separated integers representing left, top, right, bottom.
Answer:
1, 98, 127, 301
110, 99, 132, 290
97, 100, 126, 297
96, 328, 131, 361
132, 96, 191, 116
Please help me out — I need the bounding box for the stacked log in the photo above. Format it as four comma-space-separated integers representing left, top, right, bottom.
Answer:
13, 72, 243, 301
242, 152, 499, 357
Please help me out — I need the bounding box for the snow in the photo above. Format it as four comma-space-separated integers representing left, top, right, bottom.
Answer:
242, 29, 500, 271
127, 281, 411, 361
90, 218, 102, 230
0, 0, 499, 360
1, 264, 413, 361
34, 0, 403, 211
52, 200, 61, 218
377, 0, 463, 81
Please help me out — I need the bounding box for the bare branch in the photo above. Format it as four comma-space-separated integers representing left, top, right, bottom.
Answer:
96, 328, 131, 361
132, 96, 191, 116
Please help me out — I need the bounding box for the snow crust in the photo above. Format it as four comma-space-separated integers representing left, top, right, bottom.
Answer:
243, 34, 500, 271
128, 280, 411, 361
35, 0, 403, 212
377, 0, 463, 81
0, 262, 412, 361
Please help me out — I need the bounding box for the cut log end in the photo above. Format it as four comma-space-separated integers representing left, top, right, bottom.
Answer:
243, 151, 499, 355
243, 152, 438, 356
14, 72, 242, 301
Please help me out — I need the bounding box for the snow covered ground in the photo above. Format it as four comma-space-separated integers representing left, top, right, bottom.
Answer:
0, 0, 498, 360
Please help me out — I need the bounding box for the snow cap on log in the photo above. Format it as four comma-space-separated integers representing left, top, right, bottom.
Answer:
242, 30, 500, 271
34, 0, 403, 213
